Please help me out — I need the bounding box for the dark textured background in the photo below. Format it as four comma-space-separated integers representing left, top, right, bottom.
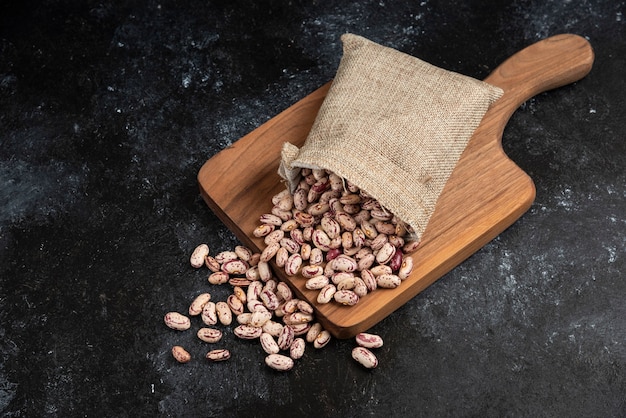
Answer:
1, 0, 624, 416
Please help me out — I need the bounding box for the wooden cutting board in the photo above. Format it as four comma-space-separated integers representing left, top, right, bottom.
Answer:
198, 34, 594, 338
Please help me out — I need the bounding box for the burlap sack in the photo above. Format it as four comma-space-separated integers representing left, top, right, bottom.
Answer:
279, 34, 503, 241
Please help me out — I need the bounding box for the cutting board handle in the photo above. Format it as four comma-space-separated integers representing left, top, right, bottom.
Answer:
485, 33, 594, 123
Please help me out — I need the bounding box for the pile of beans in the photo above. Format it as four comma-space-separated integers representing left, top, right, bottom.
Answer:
164, 168, 419, 371
165, 243, 384, 371
253, 167, 419, 306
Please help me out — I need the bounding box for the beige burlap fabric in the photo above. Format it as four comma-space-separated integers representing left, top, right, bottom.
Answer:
279, 34, 503, 241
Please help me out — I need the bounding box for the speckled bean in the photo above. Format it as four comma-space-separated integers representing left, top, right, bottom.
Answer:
259, 213, 283, 226
228, 277, 252, 287
357, 253, 376, 271
331, 272, 354, 285
300, 243, 312, 260
360, 269, 377, 292
352, 347, 378, 368
301, 265, 324, 279
376, 274, 401, 289
305, 323, 323, 343
352, 228, 366, 247
250, 309, 272, 328
313, 330, 332, 349
247, 299, 266, 313
281, 298, 299, 314
388, 234, 405, 249
360, 220, 378, 239
370, 208, 393, 221
317, 284, 337, 304
208, 271, 230, 285
293, 188, 308, 210
233, 286, 247, 303
279, 238, 300, 254
260, 242, 280, 262
339, 193, 361, 205
262, 320, 284, 337
234, 245, 253, 261
236, 312, 252, 325
312, 229, 332, 251
353, 277, 369, 297
374, 221, 396, 235
276, 194, 294, 211
398, 256, 414, 280
329, 173, 343, 190
215, 250, 238, 264
370, 234, 388, 252
245, 265, 260, 281
260, 289, 280, 311
307, 202, 330, 216
290, 228, 305, 245
204, 255, 221, 272
253, 224, 275, 237
201, 302, 217, 326
293, 211, 314, 227
402, 240, 421, 254
302, 226, 314, 242
257, 261, 273, 282
331, 255, 358, 272
336, 276, 356, 291
164, 312, 191, 331
329, 198, 343, 214
355, 332, 384, 348
221, 259, 249, 275
284, 253, 302, 276
353, 210, 371, 224
333, 289, 359, 306
296, 300, 314, 314
234, 324, 263, 339
206, 349, 230, 362
272, 247, 287, 268
370, 265, 393, 276
272, 188, 290, 205
276, 281, 293, 301
375, 242, 396, 265
290, 322, 311, 336
190, 244, 209, 268
265, 353, 294, 371
188, 292, 211, 316
290, 338, 306, 359
215, 301, 232, 325
260, 332, 280, 354
306, 275, 330, 290
309, 248, 324, 265
247, 280, 263, 301
263, 229, 284, 245
227, 294, 244, 315
272, 207, 292, 222
197, 327, 223, 343
172, 346, 191, 363
277, 325, 295, 350
215, 275, 239, 287
280, 219, 299, 232
283, 312, 314, 325
341, 231, 353, 249
336, 212, 356, 231
389, 249, 403, 271
320, 189, 341, 204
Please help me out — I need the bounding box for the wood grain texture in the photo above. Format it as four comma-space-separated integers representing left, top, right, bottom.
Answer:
198, 34, 594, 338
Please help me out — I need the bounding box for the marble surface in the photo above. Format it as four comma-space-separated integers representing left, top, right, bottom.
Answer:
1, 0, 624, 416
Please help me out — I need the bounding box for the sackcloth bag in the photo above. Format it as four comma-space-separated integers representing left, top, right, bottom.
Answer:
279, 33, 503, 241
